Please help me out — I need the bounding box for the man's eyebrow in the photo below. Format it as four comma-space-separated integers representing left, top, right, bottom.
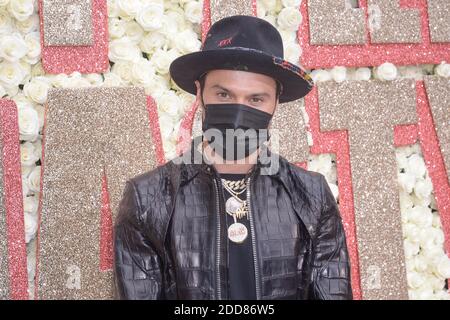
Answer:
211, 84, 230, 91
210, 84, 272, 97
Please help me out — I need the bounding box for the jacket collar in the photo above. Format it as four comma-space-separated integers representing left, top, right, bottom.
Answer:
175, 137, 314, 239
178, 137, 296, 199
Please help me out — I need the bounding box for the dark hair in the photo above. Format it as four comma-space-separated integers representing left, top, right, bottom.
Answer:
198, 71, 282, 102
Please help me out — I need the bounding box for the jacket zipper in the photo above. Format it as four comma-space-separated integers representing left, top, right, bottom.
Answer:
213, 170, 261, 300
247, 177, 261, 300
213, 178, 222, 300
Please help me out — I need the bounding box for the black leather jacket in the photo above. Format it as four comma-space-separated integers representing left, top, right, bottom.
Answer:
113, 139, 352, 300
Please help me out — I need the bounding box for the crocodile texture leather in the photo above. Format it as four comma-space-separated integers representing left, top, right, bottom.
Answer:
114, 139, 353, 300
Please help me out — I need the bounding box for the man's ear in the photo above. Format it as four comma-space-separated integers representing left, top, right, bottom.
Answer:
194, 80, 202, 107
195, 80, 206, 121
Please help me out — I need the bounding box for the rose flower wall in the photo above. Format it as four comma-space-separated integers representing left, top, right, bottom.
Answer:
0, 0, 449, 299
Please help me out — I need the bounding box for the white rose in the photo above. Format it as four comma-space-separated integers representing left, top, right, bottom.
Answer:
417, 226, 438, 249
84, 73, 103, 86
328, 182, 339, 201
124, 20, 144, 44
257, 1, 266, 18
26, 165, 41, 194
397, 172, 416, 193
107, 0, 120, 18
0, 0, 10, 7
406, 205, 433, 228
434, 290, 450, 300
375, 62, 397, 81
0, 82, 5, 97
432, 213, 442, 229
399, 191, 413, 212
23, 76, 50, 104
150, 48, 180, 75
412, 255, 428, 273
18, 59, 31, 81
24, 211, 37, 243
14, 13, 39, 33
21, 163, 33, 177
352, 67, 372, 81
136, 3, 164, 31
32, 137, 42, 158
435, 61, 450, 78
131, 58, 155, 86
330, 66, 347, 83
410, 287, 434, 300
48, 73, 69, 88
263, 14, 277, 27
277, 7, 302, 31
111, 60, 134, 84
407, 271, 425, 289
284, 42, 302, 64
184, 1, 202, 24
427, 274, 446, 292
17, 104, 39, 141
407, 153, 426, 179
157, 90, 183, 118
0, 32, 28, 62
139, 31, 167, 54
173, 29, 201, 54
64, 72, 91, 88
432, 227, 445, 246
396, 152, 408, 171
278, 28, 296, 44
317, 154, 333, 174
108, 18, 126, 39
109, 37, 142, 63
310, 69, 331, 83
22, 31, 41, 65
0, 9, 13, 36
166, 8, 191, 32
411, 193, 429, 209
165, 143, 178, 161
413, 176, 432, 200
144, 74, 169, 98
20, 141, 39, 166
23, 192, 38, 213
31, 62, 45, 77
282, 0, 302, 7
403, 239, 420, 258
178, 92, 195, 108
160, 14, 180, 38
422, 246, 443, 262
8, 0, 34, 21
398, 66, 423, 80
261, 0, 277, 12
434, 256, 450, 279
158, 113, 176, 140
403, 222, 420, 242
27, 243, 36, 282
117, 0, 142, 18
22, 177, 30, 197
102, 72, 126, 87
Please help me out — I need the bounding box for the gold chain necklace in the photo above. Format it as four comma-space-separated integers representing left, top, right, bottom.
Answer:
221, 177, 248, 220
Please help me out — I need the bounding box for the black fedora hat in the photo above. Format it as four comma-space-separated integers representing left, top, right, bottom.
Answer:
169, 15, 314, 103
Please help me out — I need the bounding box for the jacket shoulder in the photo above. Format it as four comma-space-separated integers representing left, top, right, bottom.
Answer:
278, 155, 327, 197
124, 161, 180, 247
127, 161, 178, 205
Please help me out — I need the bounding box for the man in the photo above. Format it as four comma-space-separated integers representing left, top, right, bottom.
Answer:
114, 15, 352, 300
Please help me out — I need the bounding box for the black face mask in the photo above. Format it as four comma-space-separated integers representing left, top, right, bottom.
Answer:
201, 103, 273, 160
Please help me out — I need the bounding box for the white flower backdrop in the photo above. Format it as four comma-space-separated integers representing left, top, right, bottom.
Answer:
0, 0, 449, 299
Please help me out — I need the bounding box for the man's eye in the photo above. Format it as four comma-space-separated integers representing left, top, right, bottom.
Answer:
218, 92, 229, 98
251, 97, 263, 103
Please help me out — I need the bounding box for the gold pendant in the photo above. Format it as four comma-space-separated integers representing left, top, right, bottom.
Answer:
228, 222, 248, 243
225, 197, 242, 215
